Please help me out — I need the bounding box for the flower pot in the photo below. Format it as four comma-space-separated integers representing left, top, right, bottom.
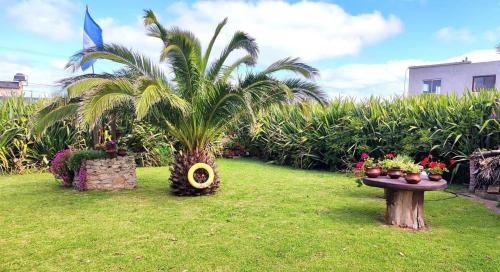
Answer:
405, 172, 421, 184
428, 174, 442, 181
365, 167, 381, 178
117, 149, 127, 156
387, 168, 403, 179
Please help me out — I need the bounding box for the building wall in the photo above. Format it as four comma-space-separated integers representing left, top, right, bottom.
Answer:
408, 61, 500, 96
0, 83, 23, 97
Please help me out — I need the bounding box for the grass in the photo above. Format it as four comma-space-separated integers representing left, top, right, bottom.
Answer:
0, 159, 498, 271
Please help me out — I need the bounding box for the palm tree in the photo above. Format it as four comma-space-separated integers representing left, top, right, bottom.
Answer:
37, 10, 325, 196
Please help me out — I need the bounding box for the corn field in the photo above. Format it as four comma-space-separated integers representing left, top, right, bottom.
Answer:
246, 91, 499, 181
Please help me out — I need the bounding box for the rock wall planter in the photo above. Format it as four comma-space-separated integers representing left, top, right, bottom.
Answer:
74, 156, 137, 190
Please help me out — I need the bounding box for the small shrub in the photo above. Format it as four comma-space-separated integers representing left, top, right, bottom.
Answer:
67, 150, 106, 172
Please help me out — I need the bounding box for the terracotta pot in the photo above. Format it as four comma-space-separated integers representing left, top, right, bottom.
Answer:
365, 167, 381, 178
428, 174, 442, 181
405, 172, 421, 184
387, 168, 403, 179
117, 149, 127, 156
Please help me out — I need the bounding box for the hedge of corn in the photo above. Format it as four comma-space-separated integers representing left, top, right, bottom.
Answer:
247, 91, 499, 181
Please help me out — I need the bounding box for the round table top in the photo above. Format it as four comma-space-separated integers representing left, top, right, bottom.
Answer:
362, 176, 447, 191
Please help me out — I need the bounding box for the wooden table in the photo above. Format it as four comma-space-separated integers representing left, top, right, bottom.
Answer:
362, 176, 447, 230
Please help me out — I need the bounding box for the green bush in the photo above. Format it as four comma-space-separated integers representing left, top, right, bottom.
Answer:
67, 150, 106, 172
245, 91, 499, 181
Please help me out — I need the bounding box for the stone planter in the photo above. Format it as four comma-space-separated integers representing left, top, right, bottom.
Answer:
75, 155, 137, 190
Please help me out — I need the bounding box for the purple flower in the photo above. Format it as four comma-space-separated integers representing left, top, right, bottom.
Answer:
75, 165, 87, 191
49, 149, 73, 187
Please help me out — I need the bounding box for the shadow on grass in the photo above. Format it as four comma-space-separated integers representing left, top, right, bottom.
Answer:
321, 205, 386, 226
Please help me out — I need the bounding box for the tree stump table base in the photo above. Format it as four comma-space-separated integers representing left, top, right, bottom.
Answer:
385, 189, 425, 230
363, 176, 447, 230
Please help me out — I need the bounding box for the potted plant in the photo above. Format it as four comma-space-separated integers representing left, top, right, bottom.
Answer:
105, 140, 117, 158
117, 147, 128, 156
387, 155, 412, 179
378, 153, 395, 176
361, 153, 381, 178
403, 163, 422, 184
426, 161, 448, 181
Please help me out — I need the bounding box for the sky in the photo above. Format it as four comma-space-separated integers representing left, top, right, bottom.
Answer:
0, 0, 500, 98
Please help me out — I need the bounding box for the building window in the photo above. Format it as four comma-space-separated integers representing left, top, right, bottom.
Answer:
472, 75, 496, 91
422, 79, 441, 94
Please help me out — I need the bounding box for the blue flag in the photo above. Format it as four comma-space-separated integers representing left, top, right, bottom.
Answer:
82, 7, 103, 71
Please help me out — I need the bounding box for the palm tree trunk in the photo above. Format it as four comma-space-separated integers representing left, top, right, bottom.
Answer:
169, 148, 220, 196
92, 124, 101, 147
110, 112, 117, 141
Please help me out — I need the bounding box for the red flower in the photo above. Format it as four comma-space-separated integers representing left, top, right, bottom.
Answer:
355, 161, 364, 170
361, 153, 369, 160
449, 159, 456, 166
385, 153, 395, 159
429, 161, 437, 168
420, 157, 430, 166
438, 163, 447, 169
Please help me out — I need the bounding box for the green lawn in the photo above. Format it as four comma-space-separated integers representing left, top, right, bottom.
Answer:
0, 159, 498, 271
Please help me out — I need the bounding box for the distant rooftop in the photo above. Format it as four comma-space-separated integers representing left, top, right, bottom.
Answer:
0, 81, 21, 89
409, 59, 500, 69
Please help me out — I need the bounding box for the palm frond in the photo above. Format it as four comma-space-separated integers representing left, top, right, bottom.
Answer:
220, 54, 256, 82
206, 31, 258, 81
260, 57, 319, 79
31, 103, 79, 136
143, 9, 169, 44
67, 44, 167, 79
201, 17, 228, 73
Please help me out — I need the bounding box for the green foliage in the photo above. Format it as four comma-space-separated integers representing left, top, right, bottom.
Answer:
379, 159, 394, 169
0, 97, 89, 173
248, 91, 499, 181
67, 150, 106, 172
0, 96, 175, 174
402, 162, 421, 173
363, 158, 375, 168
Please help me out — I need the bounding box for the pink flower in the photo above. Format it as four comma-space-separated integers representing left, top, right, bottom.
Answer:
355, 161, 364, 170
385, 153, 395, 159
361, 153, 369, 160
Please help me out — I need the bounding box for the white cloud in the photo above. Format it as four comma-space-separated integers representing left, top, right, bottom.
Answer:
321, 49, 500, 98
6, 0, 78, 41
96, 17, 163, 60
434, 27, 474, 42
484, 27, 500, 42
165, 0, 403, 63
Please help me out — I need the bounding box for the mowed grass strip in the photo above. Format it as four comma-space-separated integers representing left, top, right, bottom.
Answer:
0, 159, 498, 271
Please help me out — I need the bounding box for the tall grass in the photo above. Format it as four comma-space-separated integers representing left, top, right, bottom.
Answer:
247, 91, 499, 181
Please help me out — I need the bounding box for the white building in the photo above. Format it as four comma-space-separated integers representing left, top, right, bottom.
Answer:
0, 73, 27, 97
408, 60, 500, 96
